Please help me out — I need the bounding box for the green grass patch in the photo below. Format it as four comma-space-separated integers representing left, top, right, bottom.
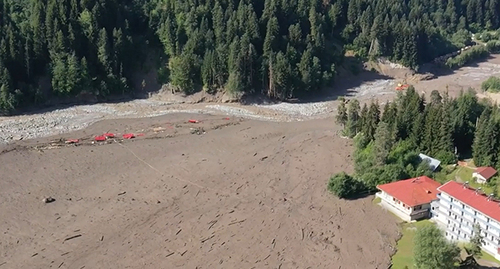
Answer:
457, 242, 500, 264
480, 249, 500, 264
445, 166, 498, 195
391, 220, 433, 269
373, 196, 381, 204
481, 76, 500, 93
446, 166, 474, 182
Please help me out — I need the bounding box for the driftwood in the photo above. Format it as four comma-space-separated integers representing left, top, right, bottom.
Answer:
228, 219, 246, 226
201, 234, 215, 243
64, 234, 82, 242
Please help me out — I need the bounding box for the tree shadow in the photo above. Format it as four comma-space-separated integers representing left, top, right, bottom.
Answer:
417, 54, 496, 79
3, 50, 166, 117
4, 92, 152, 117
342, 190, 377, 201
241, 59, 395, 106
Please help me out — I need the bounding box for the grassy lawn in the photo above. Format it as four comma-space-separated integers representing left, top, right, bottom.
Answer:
446, 166, 497, 195
446, 166, 474, 183
480, 250, 500, 264
373, 196, 381, 204
456, 242, 500, 265
391, 220, 433, 269
392, 219, 500, 268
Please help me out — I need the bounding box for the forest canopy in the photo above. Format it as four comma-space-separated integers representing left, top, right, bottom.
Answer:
330, 86, 500, 198
1, 0, 499, 113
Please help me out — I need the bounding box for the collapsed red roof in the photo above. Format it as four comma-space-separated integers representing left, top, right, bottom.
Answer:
438, 181, 500, 223
475, 167, 497, 180
376, 176, 441, 207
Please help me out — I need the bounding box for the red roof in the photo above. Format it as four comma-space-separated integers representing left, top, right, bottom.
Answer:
438, 181, 500, 223
376, 176, 441, 207
474, 167, 497, 180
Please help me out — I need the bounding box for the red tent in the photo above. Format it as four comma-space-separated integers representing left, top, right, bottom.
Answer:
95, 135, 106, 141
104, 133, 115, 138
123, 133, 135, 139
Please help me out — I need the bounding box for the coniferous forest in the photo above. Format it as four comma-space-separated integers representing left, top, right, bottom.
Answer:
329, 88, 500, 198
1, 0, 500, 113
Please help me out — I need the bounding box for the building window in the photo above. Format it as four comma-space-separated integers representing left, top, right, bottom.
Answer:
488, 218, 490, 223
475, 211, 477, 216
450, 204, 452, 209
462, 203, 465, 209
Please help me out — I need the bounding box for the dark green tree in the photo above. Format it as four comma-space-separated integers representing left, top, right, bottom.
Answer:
414, 225, 461, 269
465, 223, 485, 259
336, 97, 348, 129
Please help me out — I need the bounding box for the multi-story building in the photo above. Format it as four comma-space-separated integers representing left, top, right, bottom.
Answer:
376, 176, 441, 222
431, 180, 500, 260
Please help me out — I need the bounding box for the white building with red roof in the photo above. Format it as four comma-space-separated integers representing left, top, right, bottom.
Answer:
431, 181, 500, 260
376, 176, 441, 222
473, 167, 497, 184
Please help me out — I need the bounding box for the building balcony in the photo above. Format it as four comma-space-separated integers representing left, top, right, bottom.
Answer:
411, 208, 429, 216
435, 194, 500, 234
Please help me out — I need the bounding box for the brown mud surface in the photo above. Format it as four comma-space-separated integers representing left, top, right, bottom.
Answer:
0, 113, 399, 269
4, 55, 500, 268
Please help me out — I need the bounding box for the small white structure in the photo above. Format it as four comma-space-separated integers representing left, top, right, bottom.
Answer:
419, 153, 441, 172
473, 167, 497, 184
376, 176, 441, 222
